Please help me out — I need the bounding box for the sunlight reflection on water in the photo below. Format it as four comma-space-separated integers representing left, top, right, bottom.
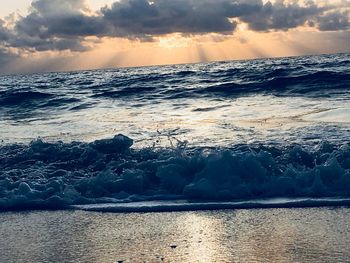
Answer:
2, 94, 350, 148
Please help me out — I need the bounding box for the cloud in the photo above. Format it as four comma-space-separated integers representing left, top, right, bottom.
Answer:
15, 0, 106, 38
9, 36, 90, 52
101, 0, 239, 37
11, 0, 102, 51
240, 0, 325, 31
316, 10, 350, 31
0, 0, 348, 65
0, 19, 11, 41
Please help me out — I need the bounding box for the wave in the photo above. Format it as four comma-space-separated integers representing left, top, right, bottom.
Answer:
73, 198, 350, 213
203, 71, 350, 97
0, 91, 54, 106
1, 134, 350, 211
82, 69, 350, 104
1, 54, 349, 117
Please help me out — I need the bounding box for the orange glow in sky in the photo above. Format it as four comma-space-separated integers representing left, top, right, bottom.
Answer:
0, 0, 349, 74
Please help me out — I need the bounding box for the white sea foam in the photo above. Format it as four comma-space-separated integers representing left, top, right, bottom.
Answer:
72, 198, 350, 213
1, 134, 350, 210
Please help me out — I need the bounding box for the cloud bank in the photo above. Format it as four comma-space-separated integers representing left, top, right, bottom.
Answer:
0, 0, 349, 73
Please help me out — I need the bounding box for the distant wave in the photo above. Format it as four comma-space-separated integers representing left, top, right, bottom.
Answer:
1, 54, 349, 117
0, 91, 54, 106
89, 69, 350, 100
1, 134, 350, 210
202, 71, 350, 96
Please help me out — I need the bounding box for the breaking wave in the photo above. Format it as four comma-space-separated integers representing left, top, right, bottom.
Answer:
1, 134, 350, 211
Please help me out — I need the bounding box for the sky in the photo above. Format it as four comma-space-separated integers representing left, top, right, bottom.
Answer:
0, 0, 349, 74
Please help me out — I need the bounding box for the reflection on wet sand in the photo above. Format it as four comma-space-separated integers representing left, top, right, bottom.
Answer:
1, 208, 350, 263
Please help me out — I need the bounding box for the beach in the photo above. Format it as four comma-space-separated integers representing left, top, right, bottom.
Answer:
1, 207, 350, 263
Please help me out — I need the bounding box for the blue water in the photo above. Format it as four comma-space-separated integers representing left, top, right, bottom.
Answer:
0, 53, 350, 211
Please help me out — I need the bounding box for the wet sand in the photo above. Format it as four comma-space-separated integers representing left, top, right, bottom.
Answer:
1, 207, 350, 263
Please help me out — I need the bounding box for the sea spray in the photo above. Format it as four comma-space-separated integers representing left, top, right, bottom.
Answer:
1, 135, 349, 210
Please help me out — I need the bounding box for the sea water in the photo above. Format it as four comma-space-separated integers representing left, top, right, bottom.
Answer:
0, 53, 350, 210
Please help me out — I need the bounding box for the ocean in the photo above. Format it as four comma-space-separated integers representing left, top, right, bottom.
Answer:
0, 53, 350, 210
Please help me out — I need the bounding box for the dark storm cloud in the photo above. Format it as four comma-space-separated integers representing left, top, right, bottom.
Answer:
15, 0, 106, 38
316, 11, 350, 31
240, 0, 325, 31
10, 0, 104, 51
14, 0, 248, 41
0, 19, 11, 41
101, 0, 240, 36
8, 35, 90, 52
0, 0, 349, 55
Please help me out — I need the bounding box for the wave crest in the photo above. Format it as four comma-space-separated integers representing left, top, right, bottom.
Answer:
1, 134, 350, 210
